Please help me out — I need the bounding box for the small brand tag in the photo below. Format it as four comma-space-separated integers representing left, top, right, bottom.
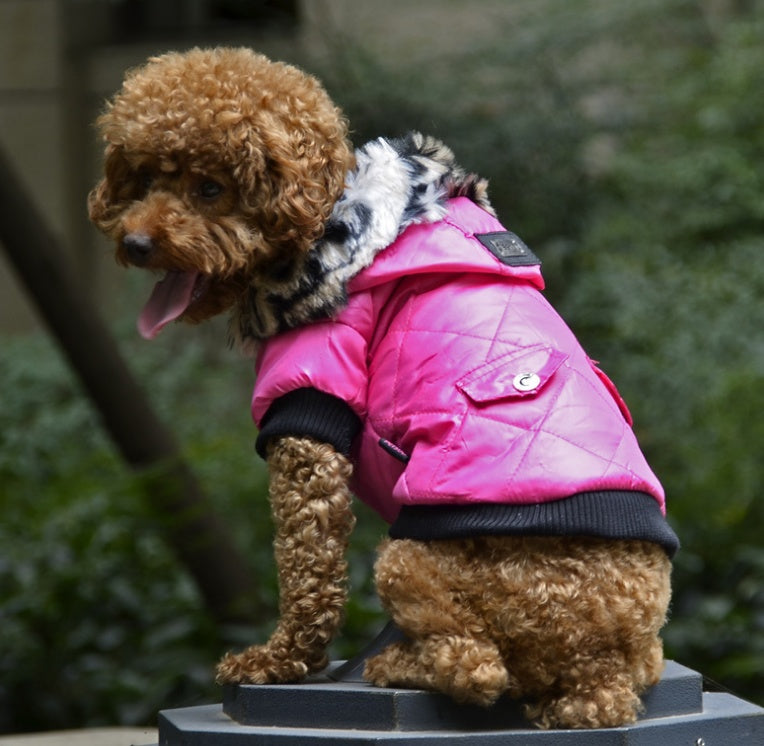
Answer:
475, 231, 541, 267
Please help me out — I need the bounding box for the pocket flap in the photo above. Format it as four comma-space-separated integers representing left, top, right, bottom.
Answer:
457, 344, 568, 403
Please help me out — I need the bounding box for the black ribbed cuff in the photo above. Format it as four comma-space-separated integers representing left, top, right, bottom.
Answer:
389, 491, 680, 557
255, 388, 362, 458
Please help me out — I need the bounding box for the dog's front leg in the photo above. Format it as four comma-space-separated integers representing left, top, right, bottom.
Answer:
216, 435, 355, 684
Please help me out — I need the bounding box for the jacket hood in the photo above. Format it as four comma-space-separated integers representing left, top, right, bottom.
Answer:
230, 132, 494, 353
348, 196, 545, 294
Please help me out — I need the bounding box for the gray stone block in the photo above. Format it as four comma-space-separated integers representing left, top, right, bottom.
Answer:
221, 661, 700, 731
156, 660, 764, 745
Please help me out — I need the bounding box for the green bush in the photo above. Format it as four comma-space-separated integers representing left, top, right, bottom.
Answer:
0, 333, 232, 731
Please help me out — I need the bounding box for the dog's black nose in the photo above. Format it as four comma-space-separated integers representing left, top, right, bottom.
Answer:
122, 233, 155, 265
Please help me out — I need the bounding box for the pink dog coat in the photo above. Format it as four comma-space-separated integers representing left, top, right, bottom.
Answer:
249, 136, 678, 555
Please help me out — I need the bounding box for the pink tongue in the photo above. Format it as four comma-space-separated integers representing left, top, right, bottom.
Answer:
138, 270, 200, 339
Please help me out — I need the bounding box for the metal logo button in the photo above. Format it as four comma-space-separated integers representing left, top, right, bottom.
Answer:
513, 372, 541, 392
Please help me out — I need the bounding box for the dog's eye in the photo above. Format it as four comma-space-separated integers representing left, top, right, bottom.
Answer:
198, 180, 223, 200
135, 170, 154, 196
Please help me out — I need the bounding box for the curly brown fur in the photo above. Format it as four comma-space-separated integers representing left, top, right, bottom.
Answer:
366, 536, 671, 729
88, 47, 354, 326
216, 436, 355, 683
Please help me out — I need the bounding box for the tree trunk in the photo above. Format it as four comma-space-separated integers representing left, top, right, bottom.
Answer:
0, 146, 261, 627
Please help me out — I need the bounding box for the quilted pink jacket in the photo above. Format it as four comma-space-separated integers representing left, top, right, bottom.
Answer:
252, 197, 678, 554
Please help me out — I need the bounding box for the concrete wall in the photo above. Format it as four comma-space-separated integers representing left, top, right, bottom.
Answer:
0, 0, 65, 331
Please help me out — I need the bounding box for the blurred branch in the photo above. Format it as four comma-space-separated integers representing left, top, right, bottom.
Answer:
0, 145, 261, 627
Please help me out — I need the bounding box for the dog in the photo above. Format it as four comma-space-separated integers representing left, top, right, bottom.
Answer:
89, 47, 678, 729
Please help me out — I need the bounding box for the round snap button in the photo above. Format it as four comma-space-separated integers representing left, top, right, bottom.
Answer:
513, 372, 540, 392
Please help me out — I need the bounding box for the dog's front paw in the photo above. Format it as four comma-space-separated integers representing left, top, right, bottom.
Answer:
215, 645, 315, 685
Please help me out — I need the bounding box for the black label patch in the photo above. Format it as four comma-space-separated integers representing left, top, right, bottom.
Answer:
475, 231, 541, 267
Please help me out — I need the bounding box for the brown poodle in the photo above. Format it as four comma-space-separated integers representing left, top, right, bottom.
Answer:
89, 47, 676, 730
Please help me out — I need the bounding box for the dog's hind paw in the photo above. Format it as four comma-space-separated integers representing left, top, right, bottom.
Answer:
428, 635, 509, 707
365, 636, 509, 707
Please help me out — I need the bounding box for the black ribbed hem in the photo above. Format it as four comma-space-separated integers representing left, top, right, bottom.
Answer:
389, 490, 679, 557
255, 388, 362, 458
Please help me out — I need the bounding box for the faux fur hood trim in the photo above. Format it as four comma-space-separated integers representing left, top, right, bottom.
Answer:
230, 132, 493, 354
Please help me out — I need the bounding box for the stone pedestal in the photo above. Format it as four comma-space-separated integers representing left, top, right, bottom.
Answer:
156, 659, 764, 744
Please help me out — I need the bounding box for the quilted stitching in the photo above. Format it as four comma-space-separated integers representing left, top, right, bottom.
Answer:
254, 197, 665, 520
362, 240, 662, 507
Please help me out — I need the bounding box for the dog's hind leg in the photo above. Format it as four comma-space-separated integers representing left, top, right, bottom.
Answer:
216, 436, 355, 684
525, 637, 664, 729
364, 538, 510, 706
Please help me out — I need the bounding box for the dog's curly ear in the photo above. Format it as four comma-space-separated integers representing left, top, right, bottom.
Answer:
239, 123, 353, 259
88, 144, 132, 234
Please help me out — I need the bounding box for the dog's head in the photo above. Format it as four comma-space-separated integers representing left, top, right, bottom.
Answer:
88, 47, 353, 338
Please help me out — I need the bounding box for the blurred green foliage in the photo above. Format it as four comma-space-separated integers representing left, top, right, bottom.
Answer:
1, 0, 763, 733
0, 326, 387, 732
